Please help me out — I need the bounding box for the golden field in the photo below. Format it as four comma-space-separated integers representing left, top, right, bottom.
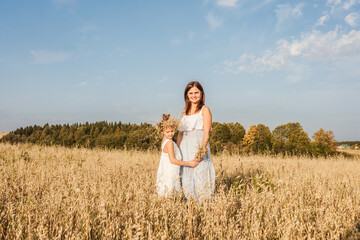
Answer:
338, 148, 360, 157
1, 143, 360, 239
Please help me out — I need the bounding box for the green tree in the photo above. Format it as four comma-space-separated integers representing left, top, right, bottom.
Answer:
113, 131, 127, 149
40, 125, 53, 145
210, 122, 231, 154
272, 122, 311, 156
227, 122, 245, 145
74, 126, 86, 143
66, 124, 77, 147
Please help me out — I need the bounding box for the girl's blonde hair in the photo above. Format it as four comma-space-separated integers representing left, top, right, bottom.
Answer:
156, 114, 180, 133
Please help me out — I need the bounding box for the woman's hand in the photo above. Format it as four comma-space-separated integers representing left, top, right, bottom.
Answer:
193, 157, 202, 162
187, 160, 199, 168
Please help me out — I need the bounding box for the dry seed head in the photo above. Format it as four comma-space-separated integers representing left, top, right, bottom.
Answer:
195, 142, 209, 159
155, 114, 180, 134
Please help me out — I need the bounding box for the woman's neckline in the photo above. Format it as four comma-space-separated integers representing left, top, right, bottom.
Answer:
184, 106, 204, 116
184, 111, 201, 117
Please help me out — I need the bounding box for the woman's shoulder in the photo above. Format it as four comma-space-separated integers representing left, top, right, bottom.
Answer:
202, 105, 210, 111
201, 105, 211, 114
201, 105, 212, 122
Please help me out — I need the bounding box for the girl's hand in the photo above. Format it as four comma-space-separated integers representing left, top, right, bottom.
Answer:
193, 157, 202, 162
188, 160, 199, 168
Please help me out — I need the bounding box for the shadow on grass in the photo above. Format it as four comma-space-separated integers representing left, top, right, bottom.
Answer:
216, 167, 275, 195
343, 217, 360, 240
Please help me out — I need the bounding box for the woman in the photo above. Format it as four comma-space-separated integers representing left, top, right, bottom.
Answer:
177, 81, 215, 202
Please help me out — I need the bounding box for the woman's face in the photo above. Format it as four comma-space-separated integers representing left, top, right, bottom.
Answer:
187, 86, 202, 104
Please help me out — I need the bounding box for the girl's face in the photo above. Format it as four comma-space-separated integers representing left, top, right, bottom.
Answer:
162, 127, 175, 140
187, 86, 201, 104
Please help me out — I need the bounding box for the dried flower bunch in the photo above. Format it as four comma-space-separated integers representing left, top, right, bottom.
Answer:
155, 114, 180, 134
195, 142, 209, 159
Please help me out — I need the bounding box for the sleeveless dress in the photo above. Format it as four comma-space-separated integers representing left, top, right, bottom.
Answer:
156, 139, 182, 197
179, 106, 215, 202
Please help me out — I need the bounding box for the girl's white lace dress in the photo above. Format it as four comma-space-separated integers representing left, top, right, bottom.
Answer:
156, 139, 182, 197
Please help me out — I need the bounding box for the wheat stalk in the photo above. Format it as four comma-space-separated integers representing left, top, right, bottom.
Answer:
1, 142, 360, 239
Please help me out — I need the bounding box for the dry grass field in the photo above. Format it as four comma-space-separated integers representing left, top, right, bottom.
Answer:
1, 143, 360, 239
338, 148, 360, 157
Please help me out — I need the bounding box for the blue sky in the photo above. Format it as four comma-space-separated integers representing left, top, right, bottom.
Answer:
1, 0, 359, 141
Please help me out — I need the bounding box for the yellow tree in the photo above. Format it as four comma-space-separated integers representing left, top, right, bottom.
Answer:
243, 124, 272, 154
312, 128, 337, 156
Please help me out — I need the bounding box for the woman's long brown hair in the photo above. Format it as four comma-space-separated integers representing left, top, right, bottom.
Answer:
184, 81, 205, 115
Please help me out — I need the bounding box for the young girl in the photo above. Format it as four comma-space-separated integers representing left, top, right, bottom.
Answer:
156, 114, 199, 197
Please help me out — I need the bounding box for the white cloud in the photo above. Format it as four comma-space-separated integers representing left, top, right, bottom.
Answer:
275, 4, 305, 31
345, 12, 360, 27
324, 0, 359, 20
282, 28, 360, 60
327, 0, 342, 6
223, 27, 360, 73
327, 0, 342, 14
206, 13, 223, 30
250, 0, 276, 11
292, 3, 305, 17
316, 14, 330, 26
275, 3, 304, 19
275, 4, 292, 24
30, 50, 70, 64
217, 0, 238, 7
343, 0, 358, 9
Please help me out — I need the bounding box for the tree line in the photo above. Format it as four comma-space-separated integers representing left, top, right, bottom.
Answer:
1, 121, 341, 157
337, 141, 360, 149
210, 122, 339, 157
1, 122, 159, 150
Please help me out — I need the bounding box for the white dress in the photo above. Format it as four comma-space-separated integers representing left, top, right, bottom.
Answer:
179, 106, 215, 202
156, 139, 182, 197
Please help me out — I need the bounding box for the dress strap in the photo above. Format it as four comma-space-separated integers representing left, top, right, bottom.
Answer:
161, 139, 171, 150
199, 105, 205, 114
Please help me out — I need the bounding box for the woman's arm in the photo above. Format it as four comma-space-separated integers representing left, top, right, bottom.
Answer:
165, 141, 198, 167
194, 106, 212, 162
202, 106, 212, 146
176, 132, 183, 147
177, 110, 185, 147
